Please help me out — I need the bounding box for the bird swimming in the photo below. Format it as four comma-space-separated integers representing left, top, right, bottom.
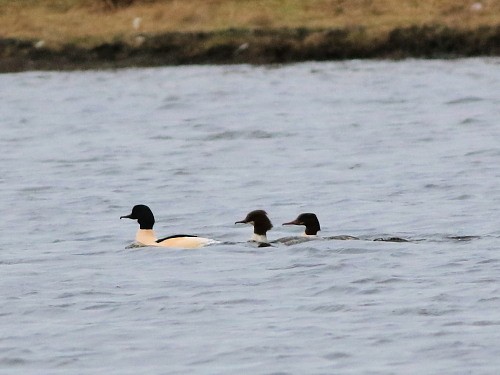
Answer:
235, 210, 273, 247
282, 213, 321, 236
120, 204, 217, 249
275, 212, 323, 245
234, 211, 358, 247
282, 212, 411, 242
281, 212, 359, 243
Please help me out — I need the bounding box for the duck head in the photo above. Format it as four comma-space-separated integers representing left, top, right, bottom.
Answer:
235, 210, 273, 241
120, 204, 155, 230
283, 213, 320, 235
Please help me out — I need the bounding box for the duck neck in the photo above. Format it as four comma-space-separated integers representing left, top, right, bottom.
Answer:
304, 227, 318, 236
136, 229, 158, 246
303, 232, 317, 237
251, 233, 269, 243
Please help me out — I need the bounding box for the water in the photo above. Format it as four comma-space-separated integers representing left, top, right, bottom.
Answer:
1, 59, 500, 374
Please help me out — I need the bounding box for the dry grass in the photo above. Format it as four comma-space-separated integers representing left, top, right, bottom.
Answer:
0, 0, 499, 47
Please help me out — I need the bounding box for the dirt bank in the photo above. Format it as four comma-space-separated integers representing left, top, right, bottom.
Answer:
1, 25, 499, 73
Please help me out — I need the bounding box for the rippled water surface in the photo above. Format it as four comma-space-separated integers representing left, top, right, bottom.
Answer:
1, 59, 500, 374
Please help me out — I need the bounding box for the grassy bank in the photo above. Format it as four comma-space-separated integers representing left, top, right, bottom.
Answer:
1, 0, 499, 71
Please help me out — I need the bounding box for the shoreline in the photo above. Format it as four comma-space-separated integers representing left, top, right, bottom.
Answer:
1, 25, 500, 73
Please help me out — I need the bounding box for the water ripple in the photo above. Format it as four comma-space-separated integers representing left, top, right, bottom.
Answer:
2, 60, 500, 375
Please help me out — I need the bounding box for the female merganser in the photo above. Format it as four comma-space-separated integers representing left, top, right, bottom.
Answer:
282, 213, 321, 236
282, 213, 359, 241
282, 213, 410, 242
235, 210, 273, 247
120, 204, 217, 248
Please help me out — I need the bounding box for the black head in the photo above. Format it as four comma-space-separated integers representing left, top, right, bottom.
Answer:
120, 204, 155, 230
235, 210, 273, 235
283, 213, 321, 235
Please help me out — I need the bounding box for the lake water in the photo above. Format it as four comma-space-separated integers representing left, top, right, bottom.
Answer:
1, 59, 500, 374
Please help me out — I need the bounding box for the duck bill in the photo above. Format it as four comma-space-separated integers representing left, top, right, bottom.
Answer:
235, 219, 248, 224
120, 214, 133, 219
282, 219, 301, 226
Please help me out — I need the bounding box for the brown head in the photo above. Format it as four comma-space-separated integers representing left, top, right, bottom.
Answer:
235, 209, 273, 235
283, 213, 321, 235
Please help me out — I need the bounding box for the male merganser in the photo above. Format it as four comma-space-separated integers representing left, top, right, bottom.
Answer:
235, 210, 273, 247
282, 213, 359, 241
120, 204, 217, 248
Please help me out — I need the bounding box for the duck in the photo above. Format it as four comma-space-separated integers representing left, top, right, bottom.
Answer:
120, 204, 217, 248
282, 213, 359, 242
282, 212, 411, 243
282, 213, 321, 236
235, 210, 273, 247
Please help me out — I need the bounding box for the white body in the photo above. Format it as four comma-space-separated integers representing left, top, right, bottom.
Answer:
134, 229, 217, 249
251, 233, 269, 243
